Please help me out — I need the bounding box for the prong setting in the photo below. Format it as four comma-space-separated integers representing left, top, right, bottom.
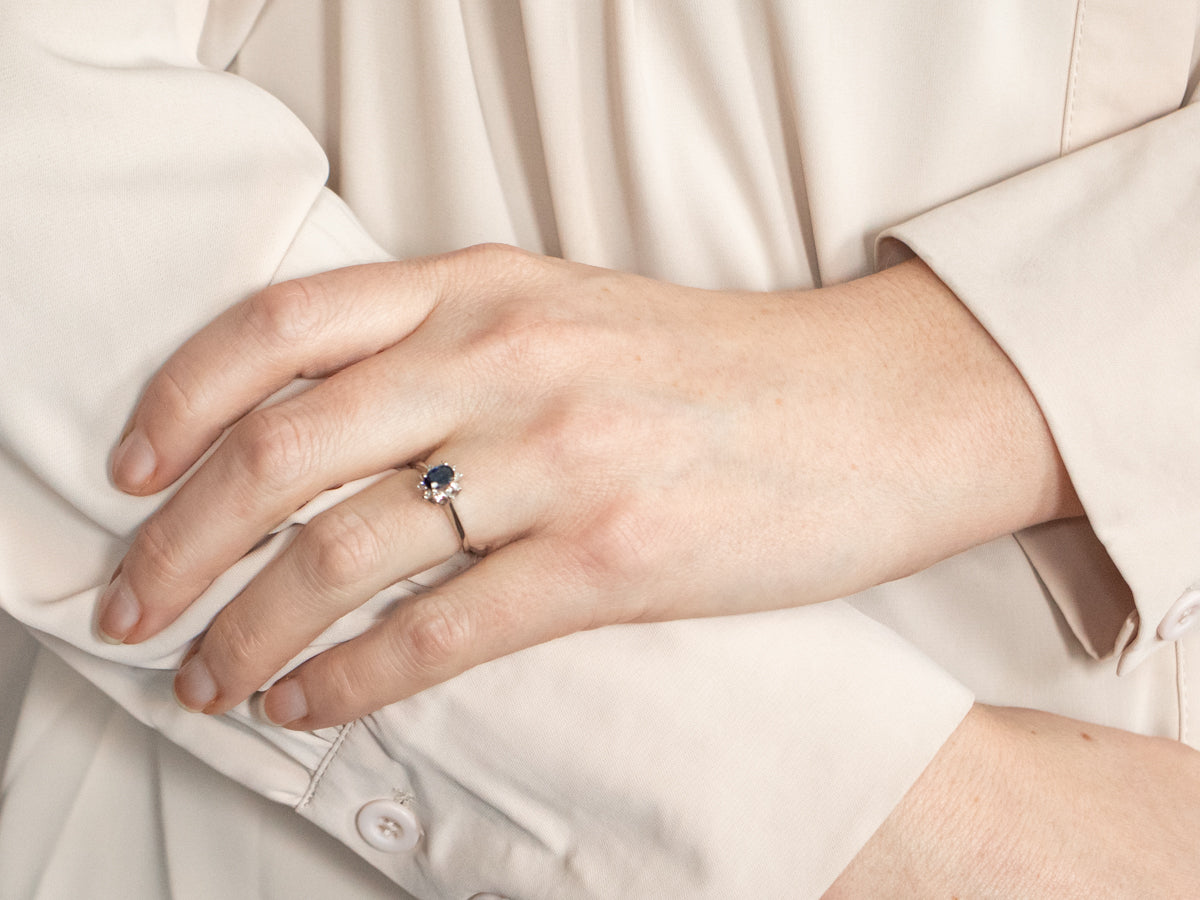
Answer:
419, 463, 462, 505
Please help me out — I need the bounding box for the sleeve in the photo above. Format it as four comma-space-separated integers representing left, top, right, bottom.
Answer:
878, 41, 1200, 676
0, 3, 974, 899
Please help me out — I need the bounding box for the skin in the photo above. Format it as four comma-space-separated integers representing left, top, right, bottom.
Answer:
100, 246, 1079, 726
100, 245, 1200, 892
828, 704, 1200, 898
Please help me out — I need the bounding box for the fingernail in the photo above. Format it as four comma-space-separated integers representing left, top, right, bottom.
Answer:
112, 428, 156, 492
264, 679, 308, 726
97, 574, 141, 643
175, 655, 218, 712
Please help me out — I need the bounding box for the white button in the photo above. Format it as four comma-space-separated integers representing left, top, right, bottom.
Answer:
1158, 588, 1200, 641
355, 799, 422, 853
468, 894, 511, 900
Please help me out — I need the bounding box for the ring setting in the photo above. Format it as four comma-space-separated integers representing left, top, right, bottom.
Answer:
415, 462, 476, 554
419, 462, 462, 505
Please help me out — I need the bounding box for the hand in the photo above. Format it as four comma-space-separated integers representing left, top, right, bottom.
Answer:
99, 244, 1078, 728
826, 704, 1200, 898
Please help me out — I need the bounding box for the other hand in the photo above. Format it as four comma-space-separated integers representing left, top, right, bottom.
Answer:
827, 704, 1200, 898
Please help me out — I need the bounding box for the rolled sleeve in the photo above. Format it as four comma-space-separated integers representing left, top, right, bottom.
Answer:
879, 99, 1200, 672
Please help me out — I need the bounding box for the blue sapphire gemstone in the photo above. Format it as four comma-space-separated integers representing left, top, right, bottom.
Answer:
423, 464, 456, 489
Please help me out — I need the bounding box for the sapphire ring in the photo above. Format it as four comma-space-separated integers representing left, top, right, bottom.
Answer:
415, 462, 476, 554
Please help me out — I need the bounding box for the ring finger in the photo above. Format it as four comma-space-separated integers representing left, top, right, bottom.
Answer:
174, 446, 537, 715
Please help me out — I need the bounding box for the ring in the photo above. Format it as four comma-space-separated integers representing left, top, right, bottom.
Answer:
415, 462, 477, 555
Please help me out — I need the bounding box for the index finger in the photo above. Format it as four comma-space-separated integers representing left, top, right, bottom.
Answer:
110, 261, 435, 496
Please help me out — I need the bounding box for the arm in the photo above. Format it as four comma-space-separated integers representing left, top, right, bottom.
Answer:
9, 1, 1199, 895
832, 19, 1200, 893
92, 5, 1200, 894
828, 20, 1200, 890
0, 2, 975, 896
829, 703, 1200, 898
878, 95, 1200, 673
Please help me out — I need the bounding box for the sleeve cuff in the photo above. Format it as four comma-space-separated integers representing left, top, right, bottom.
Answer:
876, 101, 1200, 670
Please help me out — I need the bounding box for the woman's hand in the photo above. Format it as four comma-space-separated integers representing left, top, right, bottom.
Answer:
827, 704, 1200, 898
98, 245, 1078, 728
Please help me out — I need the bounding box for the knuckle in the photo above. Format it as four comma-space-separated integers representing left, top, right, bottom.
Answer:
208, 612, 272, 673
434, 243, 546, 301
572, 504, 660, 590
469, 302, 573, 382
527, 404, 577, 471
134, 517, 191, 589
532, 400, 622, 472
146, 362, 204, 430
393, 601, 471, 679
233, 406, 315, 491
457, 241, 530, 272
312, 659, 363, 715
300, 507, 385, 592
244, 279, 327, 352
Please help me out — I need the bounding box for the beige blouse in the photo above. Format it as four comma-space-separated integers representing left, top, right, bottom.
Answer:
1, 2, 1199, 897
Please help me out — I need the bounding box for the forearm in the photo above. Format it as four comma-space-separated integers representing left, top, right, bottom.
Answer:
741, 258, 1085, 602
879, 98, 1200, 671
828, 702, 1200, 898
817, 257, 1083, 538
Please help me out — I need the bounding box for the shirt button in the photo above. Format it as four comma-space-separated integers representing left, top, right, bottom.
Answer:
1158, 588, 1200, 641
355, 799, 422, 853
468, 895, 512, 900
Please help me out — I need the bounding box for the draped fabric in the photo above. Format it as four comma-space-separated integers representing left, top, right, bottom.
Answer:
2, 2, 1198, 897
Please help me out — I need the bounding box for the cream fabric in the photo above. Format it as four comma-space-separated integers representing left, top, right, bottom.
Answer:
1, 1, 1198, 898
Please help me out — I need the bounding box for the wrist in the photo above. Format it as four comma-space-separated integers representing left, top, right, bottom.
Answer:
821, 258, 1082, 556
